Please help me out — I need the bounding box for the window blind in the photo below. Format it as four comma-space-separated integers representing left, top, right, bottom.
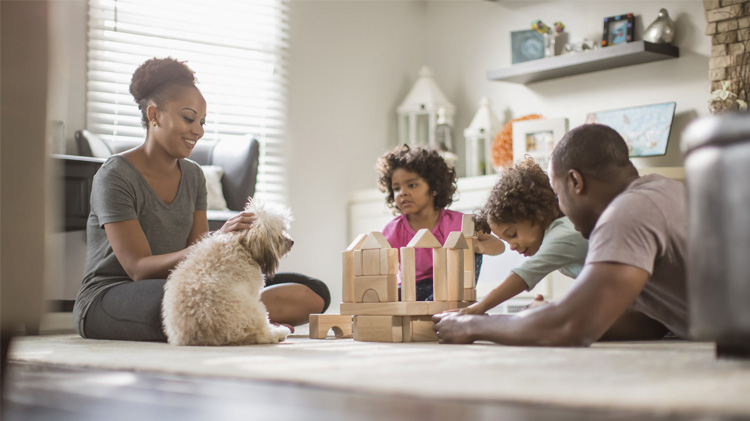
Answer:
86, 0, 289, 204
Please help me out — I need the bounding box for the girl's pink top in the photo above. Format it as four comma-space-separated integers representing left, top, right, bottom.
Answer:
382, 209, 464, 281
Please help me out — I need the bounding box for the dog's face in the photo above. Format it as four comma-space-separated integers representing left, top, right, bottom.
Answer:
238, 199, 294, 278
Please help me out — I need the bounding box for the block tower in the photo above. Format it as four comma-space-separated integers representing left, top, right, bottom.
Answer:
309, 214, 478, 342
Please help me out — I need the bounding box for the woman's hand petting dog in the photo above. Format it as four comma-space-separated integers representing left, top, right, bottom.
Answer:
219, 211, 256, 234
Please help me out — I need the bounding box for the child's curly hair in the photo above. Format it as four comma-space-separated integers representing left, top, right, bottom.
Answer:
475, 158, 562, 233
376, 144, 457, 214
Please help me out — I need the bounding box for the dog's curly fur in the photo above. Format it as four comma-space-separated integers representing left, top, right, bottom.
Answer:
162, 200, 294, 346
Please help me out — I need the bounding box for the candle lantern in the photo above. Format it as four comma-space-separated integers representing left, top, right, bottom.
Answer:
463, 96, 501, 177
397, 66, 455, 147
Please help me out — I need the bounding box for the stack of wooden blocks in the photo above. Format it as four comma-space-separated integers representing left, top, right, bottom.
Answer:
309, 214, 478, 342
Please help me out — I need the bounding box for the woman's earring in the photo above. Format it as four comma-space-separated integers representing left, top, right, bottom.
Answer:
152, 120, 158, 127
433, 191, 438, 196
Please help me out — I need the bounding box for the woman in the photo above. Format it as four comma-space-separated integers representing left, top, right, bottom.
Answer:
73, 57, 329, 341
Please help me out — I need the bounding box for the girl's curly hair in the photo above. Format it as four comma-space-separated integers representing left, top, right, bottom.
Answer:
475, 158, 562, 233
376, 144, 457, 214
130, 57, 198, 128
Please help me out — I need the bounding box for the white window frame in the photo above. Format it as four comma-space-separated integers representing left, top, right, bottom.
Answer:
86, 0, 289, 204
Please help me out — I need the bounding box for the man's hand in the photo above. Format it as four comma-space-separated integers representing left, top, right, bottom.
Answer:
432, 312, 484, 344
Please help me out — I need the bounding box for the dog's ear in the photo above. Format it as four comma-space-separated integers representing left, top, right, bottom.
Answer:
241, 226, 280, 278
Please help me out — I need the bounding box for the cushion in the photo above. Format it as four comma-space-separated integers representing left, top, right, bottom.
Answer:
201, 165, 228, 211
80, 129, 113, 158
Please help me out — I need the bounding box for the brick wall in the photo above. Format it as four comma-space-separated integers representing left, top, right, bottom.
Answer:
704, 0, 750, 110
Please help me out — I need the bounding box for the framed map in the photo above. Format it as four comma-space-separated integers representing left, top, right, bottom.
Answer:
586, 102, 676, 157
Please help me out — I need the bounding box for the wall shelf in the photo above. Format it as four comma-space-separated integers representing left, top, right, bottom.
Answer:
487, 40, 679, 84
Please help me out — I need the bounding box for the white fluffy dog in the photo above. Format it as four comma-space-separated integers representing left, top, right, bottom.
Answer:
162, 200, 293, 346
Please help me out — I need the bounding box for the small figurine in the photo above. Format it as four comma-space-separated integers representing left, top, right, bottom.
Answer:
643, 8, 675, 44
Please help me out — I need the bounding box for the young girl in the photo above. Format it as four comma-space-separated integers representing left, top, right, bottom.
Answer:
459, 158, 588, 315
376, 145, 505, 301
72, 58, 329, 342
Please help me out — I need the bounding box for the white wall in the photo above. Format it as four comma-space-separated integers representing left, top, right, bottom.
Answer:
48, 0, 711, 311
282, 0, 711, 308
282, 0, 428, 303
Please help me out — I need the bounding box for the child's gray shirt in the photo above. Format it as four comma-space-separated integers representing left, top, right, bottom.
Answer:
512, 216, 588, 290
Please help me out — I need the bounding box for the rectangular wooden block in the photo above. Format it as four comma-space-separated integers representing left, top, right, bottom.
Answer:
463, 288, 476, 302
353, 250, 363, 276
353, 275, 397, 303
380, 248, 399, 275
340, 301, 470, 316
464, 237, 475, 289
400, 247, 416, 302
461, 213, 475, 237
342, 251, 355, 303
362, 249, 381, 276
402, 316, 438, 342
446, 248, 464, 302
353, 315, 403, 342
309, 314, 353, 339
432, 248, 448, 301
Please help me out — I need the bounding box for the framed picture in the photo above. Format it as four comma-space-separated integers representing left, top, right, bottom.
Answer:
511, 118, 569, 170
602, 13, 634, 47
511, 29, 545, 64
586, 102, 676, 158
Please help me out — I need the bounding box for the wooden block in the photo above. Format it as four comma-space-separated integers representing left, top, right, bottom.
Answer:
362, 249, 381, 276
461, 213, 475, 238
446, 248, 464, 302
432, 248, 448, 301
464, 237, 475, 288
353, 250, 363, 276
342, 251, 355, 303
406, 229, 442, 248
380, 248, 399, 275
360, 231, 392, 250
463, 288, 476, 302
403, 316, 438, 342
346, 233, 368, 251
400, 247, 416, 302
353, 275, 397, 303
309, 314, 353, 339
353, 315, 403, 342
340, 301, 470, 316
443, 231, 468, 249
464, 270, 475, 289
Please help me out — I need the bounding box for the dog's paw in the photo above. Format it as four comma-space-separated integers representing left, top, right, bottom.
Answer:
270, 324, 291, 342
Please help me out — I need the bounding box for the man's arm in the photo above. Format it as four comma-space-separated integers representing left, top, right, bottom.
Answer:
432, 262, 650, 346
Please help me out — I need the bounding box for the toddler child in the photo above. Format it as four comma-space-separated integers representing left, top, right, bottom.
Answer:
459, 158, 588, 314
376, 145, 505, 301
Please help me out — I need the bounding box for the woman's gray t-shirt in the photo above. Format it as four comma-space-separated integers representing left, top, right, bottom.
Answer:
72, 155, 207, 336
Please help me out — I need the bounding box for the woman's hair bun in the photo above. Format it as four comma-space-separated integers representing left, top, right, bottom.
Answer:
129, 57, 196, 103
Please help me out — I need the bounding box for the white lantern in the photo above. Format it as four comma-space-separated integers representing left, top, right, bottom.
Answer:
397, 66, 455, 147
463, 96, 501, 177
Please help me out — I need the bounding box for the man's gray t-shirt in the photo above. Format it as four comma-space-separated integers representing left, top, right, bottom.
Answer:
72, 155, 207, 336
585, 173, 688, 338
512, 216, 589, 289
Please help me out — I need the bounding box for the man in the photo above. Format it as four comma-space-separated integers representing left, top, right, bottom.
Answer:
433, 124, 688, 346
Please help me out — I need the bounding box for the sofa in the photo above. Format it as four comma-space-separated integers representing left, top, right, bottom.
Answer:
75, 129, 260, 231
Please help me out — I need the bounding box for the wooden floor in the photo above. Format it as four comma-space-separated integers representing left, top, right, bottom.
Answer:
2, 362, 743, 421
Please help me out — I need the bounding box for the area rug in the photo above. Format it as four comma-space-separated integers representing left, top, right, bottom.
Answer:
9, 334, 750, 417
